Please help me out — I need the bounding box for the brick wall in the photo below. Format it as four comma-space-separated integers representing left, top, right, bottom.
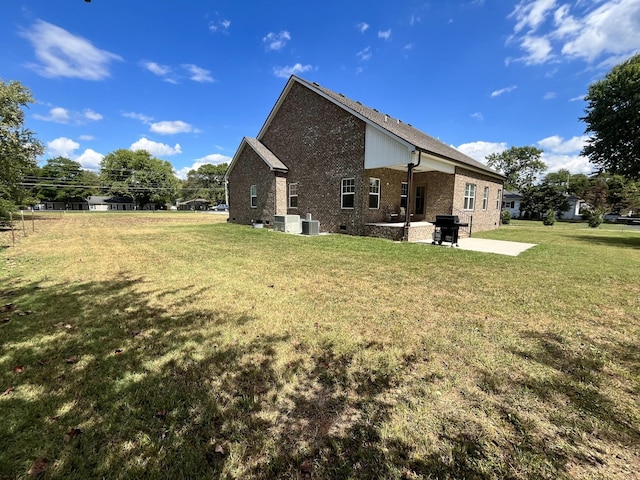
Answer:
260, 82, 367, 234
453, 167, 503, 232
228, 146, 279, 225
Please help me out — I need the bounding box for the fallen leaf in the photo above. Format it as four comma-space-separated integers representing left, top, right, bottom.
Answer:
1, 303, 15, 313
64, 428, 83, 442
2, 387, 14, 396
300, 459, 312, 474
1, 317, 10, 324
54, 322, 72, 329
65, 356, 79, 364
214, 444, 225, 455
13, 365, 25, 374
131, 330, 142, 337
28, 457, 49, 477
114, 349, 123, 355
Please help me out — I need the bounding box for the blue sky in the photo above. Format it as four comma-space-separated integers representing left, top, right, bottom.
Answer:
2, 0, 639, 179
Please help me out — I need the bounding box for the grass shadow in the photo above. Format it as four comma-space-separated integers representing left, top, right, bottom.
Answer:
566, 233, 640, 249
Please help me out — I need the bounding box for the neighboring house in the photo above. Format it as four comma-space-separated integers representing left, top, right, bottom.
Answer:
502, 191, 522, 218
226, 75, 505, 242
559, 196, 584, 220
502, 191, 584, 220
39, 196, 139, 211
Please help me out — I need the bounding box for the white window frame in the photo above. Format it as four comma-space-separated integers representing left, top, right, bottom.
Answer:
250, 185, 257, 208
482, 186, 489, 210
497, 189, 502, 209
464, 183, 476, 211
289, 182, 298, 209
369, 178, 380, 209
341, 178, 355, 209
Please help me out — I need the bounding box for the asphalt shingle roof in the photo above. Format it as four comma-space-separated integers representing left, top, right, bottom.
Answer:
244, 137, 288, 172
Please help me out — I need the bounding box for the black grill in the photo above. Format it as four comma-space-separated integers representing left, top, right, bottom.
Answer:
433, 215, 468, 247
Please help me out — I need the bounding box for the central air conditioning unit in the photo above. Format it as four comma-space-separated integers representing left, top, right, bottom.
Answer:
301, 219, 320, 235
273, 215, 302, 234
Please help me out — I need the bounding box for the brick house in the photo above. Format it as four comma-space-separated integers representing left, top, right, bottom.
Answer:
226, 75, 504, 241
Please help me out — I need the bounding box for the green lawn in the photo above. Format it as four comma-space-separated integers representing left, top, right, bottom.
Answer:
1, 213, 639, 479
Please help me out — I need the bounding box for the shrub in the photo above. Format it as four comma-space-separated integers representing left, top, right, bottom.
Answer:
588, 210, 603, 228
0, 199, 16, 227
543, 209, 556, 226
501, 210, 511, 225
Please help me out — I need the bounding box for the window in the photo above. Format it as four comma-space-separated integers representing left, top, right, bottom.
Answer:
250, 185, 257, 208
497, 189, 502, 209
400, 182, 408, 208
369, 178, 380, 209
415, 186, 425, 215
289, 183, 298, 208
464, 183, 476, 210
341, 178, 355, 209
482, 186, 489, 210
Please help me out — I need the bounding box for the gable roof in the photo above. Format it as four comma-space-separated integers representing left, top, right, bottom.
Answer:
258, 75, 502, 179
226, 137, 288, 177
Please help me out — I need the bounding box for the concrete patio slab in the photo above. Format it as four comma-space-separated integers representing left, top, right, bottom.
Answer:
417, 237, 537, 256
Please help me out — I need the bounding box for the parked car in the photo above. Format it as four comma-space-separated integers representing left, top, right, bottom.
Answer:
212, 204, 229, 211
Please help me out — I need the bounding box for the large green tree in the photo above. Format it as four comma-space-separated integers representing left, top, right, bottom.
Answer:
520, 174, 571, 219
486, 146, 546, 191
0, 80, 44, 208
180, 163, 227, 203
100, 149, 179, 209
37, 157, 99, 204
582, 53, 640, 178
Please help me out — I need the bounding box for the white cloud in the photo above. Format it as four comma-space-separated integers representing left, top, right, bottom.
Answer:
34, 107, 71, 123
143, 61, 171, 76
130, 137, 182, 156
272, 63, 313, 78
20, 20, 121, 80
123, 112, 153, 124
150, 120, 193, 135
538, 135, 593, 174
35, 106, 102, 124
518, 34, 554, 64
209, 19, 231, 33
175, 154, 232, 179
510, 0, 557, 34
569, 94, 585, 102
357, 22, 369, 33
182, 64, 214, 83
142, 61, 177, 83
491, 85, 517, 97
47, 137, 80, 157
470, 112, 484, 121
83, 109, 103, 121
263, 31, 291, 51
456, 135, 594, 175
538, 134, 589, 154
357, 46, 372, 61
75, 149, 104, 171
79, 135, 94, 141
456, 141, 508, 161
508, 0, 640, 66
378, 29, 392, 40
543, 91, 557, 100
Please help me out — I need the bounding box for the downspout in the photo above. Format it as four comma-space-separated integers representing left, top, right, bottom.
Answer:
403, 149, 422, 241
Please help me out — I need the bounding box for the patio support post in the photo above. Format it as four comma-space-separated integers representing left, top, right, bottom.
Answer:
403, 149, 421, 241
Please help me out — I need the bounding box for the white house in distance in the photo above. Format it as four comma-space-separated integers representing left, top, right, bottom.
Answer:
502, 190, 584, 220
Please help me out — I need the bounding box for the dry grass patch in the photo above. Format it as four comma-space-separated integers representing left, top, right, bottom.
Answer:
1, 214, 639, 478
